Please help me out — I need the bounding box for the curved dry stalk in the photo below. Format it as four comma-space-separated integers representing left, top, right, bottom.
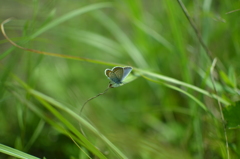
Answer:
1, 18, 114, 65
79, 86, 111, 137
80, 86, 111, 115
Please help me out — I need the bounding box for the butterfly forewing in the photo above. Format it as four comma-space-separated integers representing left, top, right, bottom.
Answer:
112, 67, 124, 80
122, 67, 132, 81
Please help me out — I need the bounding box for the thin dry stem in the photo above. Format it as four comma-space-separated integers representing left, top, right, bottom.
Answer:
177, 0, 213, 61
80, 86, 110, 115
79, 86, 111, 137
210, 58, 230, 159
1, 18, 113, 65
226, 9, 240, 14
177, 1, 230, 158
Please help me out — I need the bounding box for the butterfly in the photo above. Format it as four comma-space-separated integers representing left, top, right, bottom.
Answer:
105, 66, 133, 88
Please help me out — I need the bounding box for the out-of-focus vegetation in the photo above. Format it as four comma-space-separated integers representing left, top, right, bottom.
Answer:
0, 0, 240, 158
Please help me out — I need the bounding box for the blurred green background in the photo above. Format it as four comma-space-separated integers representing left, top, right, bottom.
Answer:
0, 0, 240, 159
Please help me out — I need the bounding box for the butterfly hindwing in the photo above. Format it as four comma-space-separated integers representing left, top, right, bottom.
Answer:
105, 69, 112, 77
110, 72, 122, 84
105, 67, 122, 84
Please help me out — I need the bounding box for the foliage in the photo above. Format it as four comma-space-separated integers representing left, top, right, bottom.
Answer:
223, 101, 240, 129
0, 0, 240, 158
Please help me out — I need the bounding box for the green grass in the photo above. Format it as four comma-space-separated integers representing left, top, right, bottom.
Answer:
0, 0, 240, 158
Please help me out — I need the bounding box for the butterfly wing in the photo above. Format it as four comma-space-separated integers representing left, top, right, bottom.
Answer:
105, 67, 123, 84
121, 66, 132, 81
105, 69, 112, 77
105, 66, 132, 87
111, 67, 124, 84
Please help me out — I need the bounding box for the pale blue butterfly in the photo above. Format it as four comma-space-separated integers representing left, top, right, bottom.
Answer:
105, 66, 133, 88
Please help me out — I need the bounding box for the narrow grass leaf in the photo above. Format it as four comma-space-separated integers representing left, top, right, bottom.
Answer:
59, 29, 123, 57
30, 89, 128, 159
142, 75, 207, 110
0, 143, 40, 159
11, 88, 106, 159
24, 120, 45, 152
92, 11, 149, 68
133, 20, 174, 51
137, 68, 230, 105
12, 75, 127, 159
29, 2, 112, 40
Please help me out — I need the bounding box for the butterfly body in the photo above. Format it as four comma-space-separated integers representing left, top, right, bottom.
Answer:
105, 66, 132, 87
